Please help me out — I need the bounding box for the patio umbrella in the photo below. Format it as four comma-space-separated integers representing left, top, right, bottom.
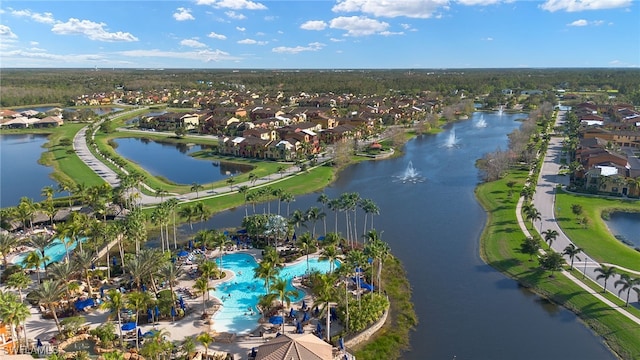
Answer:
289, 308, 296, 318
292, 233, 297, 241
302, 312, 309, 323
188, 240, 193, 249
141, 284, 147, 292
177, 250, 189, 257
296, 322, 303, 334
171, 306, 177, 320
301, 300, 306, 310
147, 309, 153, 323
201, 244, 206, 251
121, 322, 136, 331
112, 257, 117, 266
179, 296, 185, 309
138, 328, 143, 338
339, 337, 345, 350
99, 287, 105, 298
37, 339, 43, 347
154, 305, 160, 320
269, 316, 283, 325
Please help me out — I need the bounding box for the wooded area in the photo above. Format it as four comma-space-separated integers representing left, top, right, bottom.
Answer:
1, 68, 639, 107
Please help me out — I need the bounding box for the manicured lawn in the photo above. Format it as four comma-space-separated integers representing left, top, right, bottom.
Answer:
555, 191, 640, 271
477, 173, 640, 360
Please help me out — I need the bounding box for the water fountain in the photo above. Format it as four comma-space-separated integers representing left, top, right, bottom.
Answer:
444, 129, 458, 148
395, 161, 425, 184
498, 105, 504, 116
475, 115, 487, 128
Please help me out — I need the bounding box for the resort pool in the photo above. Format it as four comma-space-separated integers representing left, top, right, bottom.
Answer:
13, 237, 87, 268
211, 253, 339, 334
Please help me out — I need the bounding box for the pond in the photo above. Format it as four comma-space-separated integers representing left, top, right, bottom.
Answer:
161, 111, 615, 359
605, 212, 640, 248
0, 134, 58, 207
112, 137, 252, 185
62, 339, 99, 356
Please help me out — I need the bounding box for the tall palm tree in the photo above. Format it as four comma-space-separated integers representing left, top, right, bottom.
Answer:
238, 185, 250, 217
165, 198, 180, 250
360, 198, 379, 232
73, 248, 95, 300
562, 244, 582, 270
100, 289, 126, 348
594, 265, 617, 294
190, 182, 204, 198
193, 275, 211, 316
49, 261, 78, 305
248, 172, 258, 186
615, 274, 640, 307
198, 260, 219, 301
16, 197, 39, 232
179, 204, 197, 230
24, 250, 48, 283
346, 249, 368, 309
311, 272, 336, 341
6, 272, 30, 303
319, 245, 339, 274
0, 292, 31, 350
542, 229, 559, 249
289, 210, 307, 234
280, 191, 295, 217
317, 193, 330, 235
269, 278, 299, 332
328, 198, 341, 234
196, 331, 213, 359
254, 259, 279, 295
160, 263, 184, 305
126, 290, 153, 349
211, 232, 231, 270
32, 280, 66, 334
155, 187, 169, 202
29, 233, 52, 259
297, 232, 316, 274
305, 207, 325, 239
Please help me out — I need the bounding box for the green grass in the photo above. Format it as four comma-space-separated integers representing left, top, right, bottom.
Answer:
476, 173, 640, 360
37, 123, 104, 187
555, 191, 640, 271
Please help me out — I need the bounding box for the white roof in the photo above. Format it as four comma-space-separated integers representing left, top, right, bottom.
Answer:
301, 129, 316, 136
596, 166, 618, 177
232, 137, 245, 144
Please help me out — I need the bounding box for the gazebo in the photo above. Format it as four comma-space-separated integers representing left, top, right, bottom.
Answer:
254, 333, 333, 360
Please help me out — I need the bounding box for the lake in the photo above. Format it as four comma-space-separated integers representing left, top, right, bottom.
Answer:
605, 211, 640, 248
160, 111, 615, 360
112, 137, 252, 185
0, 134, 58, 207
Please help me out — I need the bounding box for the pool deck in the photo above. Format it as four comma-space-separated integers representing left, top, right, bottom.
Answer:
5, 248, 347, 359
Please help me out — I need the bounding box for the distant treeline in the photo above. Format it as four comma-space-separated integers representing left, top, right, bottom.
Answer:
1, 68, 639, 107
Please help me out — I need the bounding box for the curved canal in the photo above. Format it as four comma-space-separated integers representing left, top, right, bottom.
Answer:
176, 112, 614, 359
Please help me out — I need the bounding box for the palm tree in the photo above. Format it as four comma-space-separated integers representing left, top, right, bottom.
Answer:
73, 249, 95, 300
248, 172, 258, 186
254, 259, 279, 295
15, 197, 39, 232
280, 191, 295, 217
179, 204, 197, 230
24, 250, 48, 283
41, 185, 56, 225
127, 290, 153, 349
211, 232, 231, 270
289, 209, 307, 234
6, 272, 30, 303
0, 292, 31, 349
100, 289, 126, 348
305, 207, 325, 239
155, 187, 169, 202
319, 245, 339, 274
165, 198, 180, 249
277, 165, 287, 178
226, 176, 236, 190
541, 229, 559, 249
525, 206, 542, 231
594, 265, 617, 294
238, 185, 250, 217
49, 261, 78, 304
0, 233, 20, 268
614, 274, 640, 307
360, 198, 380, 233
193, 275, 211, 316
317, 193, 330, 235
269, 278, 299, 332
160, 263, 184, 305
520, 237, 540, 261
562, 244, 582, 270
346, 249, 368, 309
196, 331, 214, 359
328, 198, 341, 234
32, 280, 66, 334
297, 232, 316, 274
311, 272, 336, 341
190, 182, 204, 198
198, 260, 219, 301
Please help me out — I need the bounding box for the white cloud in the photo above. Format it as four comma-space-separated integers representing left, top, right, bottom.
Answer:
2, 49, 105, 62
174, 7, 195, 21
568, 19, 589, 26
400, 23, 411, 30
196, 0, 267, 10
226, 11, 247, 19
264, 15, 277, 21
457, 0, 502, 5
208, 32, 227, 40
482, 37, 494, 41
332, 0, 448, 19
52, 18, 138, 42
272, 42, 325, 54
118, 48, 239, 62
10, 9, 56, 24
330, 37, 345, 42
0, 25, 18, 39
181, 38, 207, 48
30, 41, 40, 46
256, 32, 265, 36
329, 16, 389, 36
238, 38, 267, 45
236, 26, 246, 31
540, 0, 632, 12
379, 31, 404, 36
301, 20, 327, 31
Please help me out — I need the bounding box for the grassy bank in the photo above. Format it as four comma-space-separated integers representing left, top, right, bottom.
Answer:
476, 172, 640, 360
353, 256, 418, 360
555, 191, 640, 271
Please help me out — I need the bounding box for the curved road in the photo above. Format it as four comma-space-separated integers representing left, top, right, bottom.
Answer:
532, 110, 639, 306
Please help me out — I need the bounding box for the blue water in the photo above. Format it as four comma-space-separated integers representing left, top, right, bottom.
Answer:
210, 252, 338, 333
13, 237, 87, 267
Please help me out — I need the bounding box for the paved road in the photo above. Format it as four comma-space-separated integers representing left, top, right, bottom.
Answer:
531, 110, 639, 305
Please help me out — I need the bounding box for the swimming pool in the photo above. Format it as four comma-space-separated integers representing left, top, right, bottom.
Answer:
13, 237, 87, 268
211, 252, 339, 334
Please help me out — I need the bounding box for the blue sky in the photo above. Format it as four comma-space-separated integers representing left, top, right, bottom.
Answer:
0, 0, 638, 69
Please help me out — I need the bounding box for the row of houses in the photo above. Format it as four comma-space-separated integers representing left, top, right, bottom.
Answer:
0, 109, 64, 128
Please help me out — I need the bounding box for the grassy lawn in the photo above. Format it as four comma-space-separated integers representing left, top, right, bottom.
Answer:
36, 123, 104, 187
555, 191, 640, 271
477, 172, 640, 360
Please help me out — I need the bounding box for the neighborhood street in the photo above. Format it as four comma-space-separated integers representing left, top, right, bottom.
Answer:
531, 111, 639, 306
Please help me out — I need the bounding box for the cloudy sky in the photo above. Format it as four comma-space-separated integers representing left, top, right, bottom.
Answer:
0, 0, 638, 68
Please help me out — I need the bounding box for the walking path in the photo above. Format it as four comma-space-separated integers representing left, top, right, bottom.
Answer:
523, 109, 639, 310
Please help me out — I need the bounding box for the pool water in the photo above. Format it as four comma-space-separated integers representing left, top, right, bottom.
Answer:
13, 237, 87, 268
211, 252, 339, 334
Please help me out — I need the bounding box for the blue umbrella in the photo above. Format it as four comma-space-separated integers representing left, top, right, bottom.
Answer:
177, 250, 189, 257
296, 322, 303, 334
141, 284, 147, 292
339, 337, 345, 350
37, 338, 43, 347
289, 308, 296, 318
155, 305, 160, 320
91, 262, 96, 270
121, 322, 136, 331
317, 235, 325, 241
201, 244, 206, 251
268, 316, 283, 325
171, 306, 177, 318
147, 309, 153, 323
301, 300, 306, 310
112, 257, 117, 266
100, 287, 105, 298
292, 233, 297, 240
188, 240, 193, 249
179, 296, 185, 309
138, 328, 143, 338
302, 312, 309, 322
